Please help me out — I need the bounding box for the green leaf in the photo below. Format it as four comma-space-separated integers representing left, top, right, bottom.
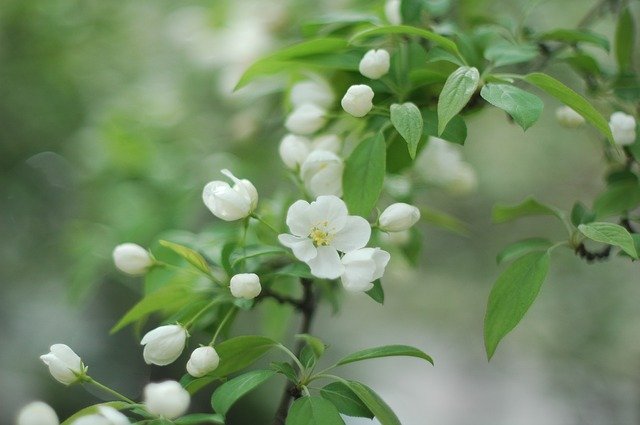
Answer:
295, 334, 326, 358
578, 222, 638, 259
181, 336, 278, 394
437, 66, 480, 135
61, 402, 130, 425
480, 84, 543, 131
211, 369, 277, 416
538, 29, 610, 51
321, 382, 374, 419
615, 8, 635, 72
484, 251, 550, 359
593, 181, 640, 219
523, 72, 613, 143
390, 102, 423, 159
570, 201, 596, 226
422, 110, 467, 145
230, 245, 288, 267
271, 263, 313, 279
419, 205, 470, 236
350, 25, 461, 57
271, 361, 299, 382
286, 396, 346, 425
336, 344, 433, 366
484, 41, 539, 67
365, 279, 384, 304
343, 133, 386, 216
346, 381, 401, 425
496, 238, 553, 265
175, 414, 225, 424
492, 196, 563, 224
160, 240, 211, 276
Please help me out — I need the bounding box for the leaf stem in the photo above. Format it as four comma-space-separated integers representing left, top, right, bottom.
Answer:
209, 306, 237, 346
184, 299, 220, 330
251, 213, 279, 234
85, 377, 136, 405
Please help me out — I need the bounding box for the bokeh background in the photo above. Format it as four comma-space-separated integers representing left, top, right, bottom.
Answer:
2, 0, 639, 424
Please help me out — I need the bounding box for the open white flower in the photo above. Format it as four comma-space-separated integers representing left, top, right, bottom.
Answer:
40, 344, 84, 385
300, 150, 344, 197
71, 406, 130, 425
341, 84, 374, 117
278, 195, 371, 279
285, 103, 327, 135
17, 402, 59, 425
290, 78, 335, 109
144, 381, 190, 419
609, 111, 637, 146
186, 346, 220, 377
359, 49, 391, 79
141, 325, 188, 366
340, 248, 390, 292
112, 243, 154, 275
416, 137, 477, 194
203, 169, 258, 221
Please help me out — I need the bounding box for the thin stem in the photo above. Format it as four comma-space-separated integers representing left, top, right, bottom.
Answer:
184, 300, 219, 329
86, 377, 136, 405
251, 213, 279, 234
307, 373, 348, 385
276, 344, 305, 372
209, 306, 237, 346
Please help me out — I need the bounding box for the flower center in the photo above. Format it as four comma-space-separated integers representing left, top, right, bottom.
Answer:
310, 227, 332, 246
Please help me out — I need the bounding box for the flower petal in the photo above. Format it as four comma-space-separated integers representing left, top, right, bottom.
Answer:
308, 195, 348, 232
332, 216, 371, 252
286, 200, 312, 237
306, 246, 344, 279
278, 234, 317, 262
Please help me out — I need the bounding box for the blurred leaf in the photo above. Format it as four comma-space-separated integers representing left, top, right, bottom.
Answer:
562, 53, 602, 76
295, 333, 326, 358
390, 102, 423, 159
420, 205, 470, 235
422, 110, 467, 145
160, 240, 211, 276
578, 223, 638, 258
346, 381, 401, 425
230, 244, 288, 267
593, 181, 640, 219
437, 66, 479, 135
570, 201, 596, 226
286, 396, 345, 425
496, 238, 553, 265
271, 263, 314, 279
301, 13, 382, 36
484, 41, 538, 67
336, 344, 433, 366
615, 8, 635, 72
61, 402, 129, 425
211, 369, 277, 416
613, 72, 640, 101
492, 196, 563, 223
365, 279, 384, 304
425, 47, 466, 67
538, 29, 609, 51
321, 382, 374, 419
343, 133, 385, 216
350, 25, 461, 57
175, 414, 225, 424
484, 251, 550, 359
480, 84, 543, 131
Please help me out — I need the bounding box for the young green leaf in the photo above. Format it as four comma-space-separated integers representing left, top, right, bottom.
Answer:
211, 369, 277, 416
570, 201, 596, 226
496, 238, 553, 265
230, 245, 288, 267
346, 381, 401, 425
492, 196, 564, 224
160, 240, 211, 275
365, 279, 384, 304
286, 396, 346, 425
350, 25, 461, 57
480, 84, 543, 131
593, 181, 640, 219
484, 251, 551, 359
175, 413, 225, 424
320, 382, 374, 419
615, 8, 635, 72
538, 29, 610, 51
578, 222, 638, 258
422, 109, 468, 145
523, 73, 613, 143
484, 41, 539, 67
295, 334, 326, 358
343, 133, 386, 216
390, 102, 423, 159
437, 67, 480, 135
336, 344, 433, 366
420, 205, 470, 236
271, 361, 298, 382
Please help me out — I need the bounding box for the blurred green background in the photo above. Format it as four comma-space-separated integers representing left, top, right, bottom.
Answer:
2, 0, 639, 424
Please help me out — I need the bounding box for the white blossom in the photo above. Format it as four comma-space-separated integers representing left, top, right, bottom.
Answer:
229, 273, 262, 299
341, 85, 374, 117
359, 49, 391, 79
300, 150, 344, 197
290, 78, 335, 109
285, 103, 327, 135
311, 134, 341, 154
71, 407, 130, 425
112, 243, 153, 275
16, 402, 59, 425
555, 106, 585, 128
416, 137, 478, 194
279, 134, 311, 169
203, 169, 258, 221
384, 0, 402, 25
379, 203, 421, 232
186, 346, 220, 377
447, 162, 478, 194
144, 381, 190, 419
609, 111, 637, 146
340, 248, 391, 292
278, 195, 371, 279
40, 344, 84, 385
141, 325, 188, 366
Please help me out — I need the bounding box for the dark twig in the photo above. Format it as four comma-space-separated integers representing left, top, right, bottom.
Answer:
575, 242, 612, 263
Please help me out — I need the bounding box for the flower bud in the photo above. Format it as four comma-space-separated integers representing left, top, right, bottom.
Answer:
112, 243, 153, 275
448, 163, 478, 195
385, 0, 402, 25
609, 111, 637, 146
144, 381, 190, 419
290, 79, 334, 109
279, 134, 310, 169
300, 150, 344, 197
16, 402, 59, 425
311, 134, 341, 154
341, 85, 374, 117
359, 49, 391, 79
285, 103, 327, 135
40, 344, 84, 385
186, 346, 220, 377
379, 203, 421, 232
203, 169, 258, 221
71, 406, 130, 425
381, 229, 411, 246
340, 248, 391, 292
141, 325, 187, 366
229, 273, 262, 299
555, 106, 585, 128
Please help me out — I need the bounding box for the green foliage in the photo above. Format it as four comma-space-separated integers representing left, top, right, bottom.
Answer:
286, 396, 345, 425
496, 238, 553, 265
61, 402, 130, 425
365, 279, 384, 304
480, 84, 543, 131
174, 414, 225, 424
343, 133, 386, 216
538, 29, 610, 51
345, 381, 401, 425
578, 223, 638, 259
437, 66, 480, 135
593, 181, 640, 219
615, 8, 635, 72
336, 344, 433, 366
390, 102, 423, 159
320, 382, 374, 419
296, 334, 326, 358
211, 369, 277, 416
492, 197, 563, 224
159, 240, 212, 276
350, 25, 461, 57
484, 41, 539, 67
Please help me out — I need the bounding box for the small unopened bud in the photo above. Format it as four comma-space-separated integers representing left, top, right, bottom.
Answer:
384, 0, 402, 25
71, 406, 130, 425
279, 134, 310, 169
555, 106, 585, 128
609, 111, 637, 146
285, 103, 327, 135
312, 134, 341, 154
359, 49, 391, 79
113, 243, 153, 275
186, 346, 220, 377
379, 203, 421, 232
290, 79, 334, 109
40, 344, 85, 385
141, 325, 188, 366
203, 169, 258, 221
143, 381, 190, 419
16, 402, 59, 425
341, 85, 374, 118
229, 273, 262, 300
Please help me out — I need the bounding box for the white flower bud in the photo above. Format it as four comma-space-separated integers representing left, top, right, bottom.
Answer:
285, 103, 327, 135
71, 406, 130, 425
341, 248, 391, 292
384, 175, 412, 198
203, 169, 258, 221
290, 79, 334, 109
144, 381, 190, 419
381, 229, 411, 245
555, 106, 585, 128
16, 402, 59, 425
229, 273, 262, 299
609, 111, 637, 146
341, 85, 374, 117
300, 150, 344, 197
385, 0, 402, 25
359, 49, 391, 79
379, 203, 421, 232
141, 325, 188, 366
312, 134, 341, 154
279, 134, 310, 169
112, 243, 153, 275
40, 344, 84, 385
186, 346, 220, 377
448, 162, 478, 194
